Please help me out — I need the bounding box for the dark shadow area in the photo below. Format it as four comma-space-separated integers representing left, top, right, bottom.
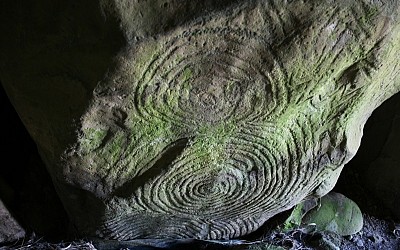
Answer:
0, 82, 70, 241
0, 0, 126, 241
334, 91, 400, 221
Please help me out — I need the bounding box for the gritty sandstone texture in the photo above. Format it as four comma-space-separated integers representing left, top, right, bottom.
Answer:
1, 0, 400, 240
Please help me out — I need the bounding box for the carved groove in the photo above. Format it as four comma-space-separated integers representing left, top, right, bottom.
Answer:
62, 0, 400, 240
113, 138, 189, 198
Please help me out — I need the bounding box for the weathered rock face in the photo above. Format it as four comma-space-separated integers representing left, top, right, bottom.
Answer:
1, 0, 400, 240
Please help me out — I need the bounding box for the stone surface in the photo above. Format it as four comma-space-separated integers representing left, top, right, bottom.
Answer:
0, 200, 25, 243
283, 198, 318, 230
302, 192, 363, 236
1, 0, 400, 240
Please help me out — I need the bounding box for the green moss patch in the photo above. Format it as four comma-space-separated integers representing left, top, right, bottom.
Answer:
302, 192, 363, 236
78, 128, 108, 154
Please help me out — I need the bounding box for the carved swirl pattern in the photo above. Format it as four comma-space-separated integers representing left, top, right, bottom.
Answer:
133, 27, 285, 126
100, 27, 336, 240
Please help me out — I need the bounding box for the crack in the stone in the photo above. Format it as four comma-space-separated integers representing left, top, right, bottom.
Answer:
113, 138, 189, 198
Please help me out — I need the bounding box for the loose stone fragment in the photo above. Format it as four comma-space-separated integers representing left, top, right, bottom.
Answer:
302, 192, 363, 236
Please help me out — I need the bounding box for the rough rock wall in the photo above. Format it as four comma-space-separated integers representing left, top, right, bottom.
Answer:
1, 0, 400, 240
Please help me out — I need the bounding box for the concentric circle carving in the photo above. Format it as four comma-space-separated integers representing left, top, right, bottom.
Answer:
133, 28, 284, 126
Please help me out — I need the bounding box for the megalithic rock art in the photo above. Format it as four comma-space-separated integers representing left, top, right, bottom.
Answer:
1, 0, 400, 240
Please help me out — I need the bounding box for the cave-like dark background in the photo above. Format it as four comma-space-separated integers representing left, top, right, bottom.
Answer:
0, 81, 69, 241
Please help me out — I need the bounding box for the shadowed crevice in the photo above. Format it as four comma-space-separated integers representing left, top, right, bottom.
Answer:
114, 138, 189, 198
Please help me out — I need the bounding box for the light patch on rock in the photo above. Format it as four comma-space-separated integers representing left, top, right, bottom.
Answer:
0, 200, 25, 243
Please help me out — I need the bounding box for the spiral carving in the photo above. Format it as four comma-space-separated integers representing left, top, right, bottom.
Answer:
96, 25, 338, 240
2, 0, 397, 242
131, 27, 285, 127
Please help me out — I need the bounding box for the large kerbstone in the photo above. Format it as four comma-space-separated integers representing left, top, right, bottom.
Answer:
1, 0, 400, 240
